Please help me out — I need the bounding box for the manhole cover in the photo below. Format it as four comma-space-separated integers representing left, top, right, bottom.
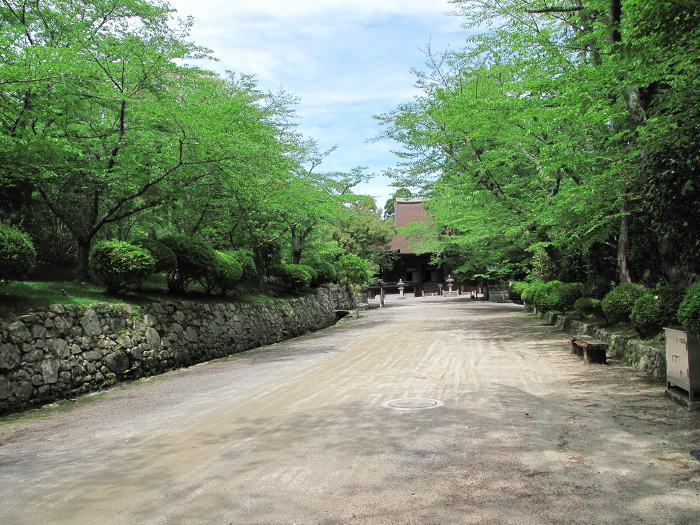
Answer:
382, 398, 443, 410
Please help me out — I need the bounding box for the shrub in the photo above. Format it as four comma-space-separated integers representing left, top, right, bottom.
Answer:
574, 297, 602, 316
229, 248, 255, 276
336, 254, 372, 286
270, 263, 314, 290
582, 278, 611, 299
133, 238, 177, 273
0, 223, 36, 281
631, 294, 665, 337
90, 240, 155, 293
509, 281, 529, 303
303, 258, 337, 286
532, 281, 582, 312
601, 283, 647, 323
161, 235, 217, 293
521, 281, 543, 305
678, 282, 700, 339
201, 251, 243, 295
655, 285, 685, 327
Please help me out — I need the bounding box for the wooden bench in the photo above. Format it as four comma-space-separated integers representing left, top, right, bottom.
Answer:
570, 335, 608, 364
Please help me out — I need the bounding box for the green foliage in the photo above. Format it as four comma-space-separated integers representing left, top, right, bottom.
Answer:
574, 298, 603, 316
582, 278, 612, 300
270, 263, 314, 290
378, 1, 700, 287
0, 223, 36, 281
678, 283, 700, 339
509, 281, 529, 303
229, 248, 256, 277
532, 281, 582, 313
161, 235, 217, 293
89, 241, 155, 294
655, 286, 685, 328
200, 251, 243, 295
602, 284, 648, 323
133, 239, 177, 274
521, 281, 543, 305
305, 259, 337, 286
336, 254, 372, 286
631, 294, 665, 338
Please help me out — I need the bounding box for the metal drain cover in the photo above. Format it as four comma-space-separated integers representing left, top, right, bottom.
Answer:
382, 398, 443, 410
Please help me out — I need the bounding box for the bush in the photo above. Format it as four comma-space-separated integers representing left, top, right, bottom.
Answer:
200, 251, 243, 295
90, 240, 155, 293
521, 281, 543, 305
133, 238, 177, 273
0, 223, 36, 281
532, 281, 582, 312
303, 258, 337, 286
336, 254, 372, 286
582, 277, 611, 299
601, 283, 647, 323
678, 283, 700, 339
229, 248, 255, 277
631, 293, 665, 337
161, 235, 217, 293
573, 297, 602, 316
270, 263, 314, 290
509, 281, 529, 303
655, 285, 685, 327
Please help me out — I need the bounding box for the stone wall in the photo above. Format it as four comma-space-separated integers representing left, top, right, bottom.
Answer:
535, 310, 666, 379
0, 287, 355, 415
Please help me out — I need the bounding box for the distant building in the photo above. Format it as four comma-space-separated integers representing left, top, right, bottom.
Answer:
383, 199, 444, 296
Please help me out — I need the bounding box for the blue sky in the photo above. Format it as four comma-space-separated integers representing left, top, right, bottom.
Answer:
169, 0, 470, 207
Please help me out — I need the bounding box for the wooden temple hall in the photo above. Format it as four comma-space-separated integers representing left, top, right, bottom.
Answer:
382, 198, 445, 296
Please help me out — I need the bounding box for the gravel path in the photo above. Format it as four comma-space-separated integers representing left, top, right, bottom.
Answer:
1, 299, 699, 524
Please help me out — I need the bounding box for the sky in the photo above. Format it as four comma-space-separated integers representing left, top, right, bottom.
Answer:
168, 0, 470, 207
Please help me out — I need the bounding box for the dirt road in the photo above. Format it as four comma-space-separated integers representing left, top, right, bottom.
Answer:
1, 300, 699, 524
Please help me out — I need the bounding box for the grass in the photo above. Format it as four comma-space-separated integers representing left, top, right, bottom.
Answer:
0, 275, 310, 320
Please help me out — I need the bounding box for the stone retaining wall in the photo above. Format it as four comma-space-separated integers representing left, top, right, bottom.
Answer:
535, 310, 666, 379
0, 287, 355, 415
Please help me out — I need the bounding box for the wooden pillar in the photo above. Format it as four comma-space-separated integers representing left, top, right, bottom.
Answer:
380, 284, 385, 308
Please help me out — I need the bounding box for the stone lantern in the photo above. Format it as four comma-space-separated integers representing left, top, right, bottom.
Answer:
446, 274, 455, 292
397, 278, 406, 299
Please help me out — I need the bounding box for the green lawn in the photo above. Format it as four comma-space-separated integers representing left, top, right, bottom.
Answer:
0, 276, 301, 320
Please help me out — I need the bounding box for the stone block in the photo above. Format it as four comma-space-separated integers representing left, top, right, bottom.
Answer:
0, 343, 21, 370
47, 339, 69, 358
8, 322, 31, 343
104, 350, 129, 375
41, 358, 60, 384
80, 309, 102, 337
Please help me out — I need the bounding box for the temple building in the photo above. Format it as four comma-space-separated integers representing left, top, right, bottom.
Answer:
383, 198, 444, 296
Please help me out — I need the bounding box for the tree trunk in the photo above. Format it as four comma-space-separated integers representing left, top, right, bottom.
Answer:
617, 214, 632, 283
77, 237, 92, 282
290, 226, 303, 264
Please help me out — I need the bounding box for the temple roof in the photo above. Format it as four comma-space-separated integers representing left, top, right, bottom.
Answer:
390, 200, 430, 254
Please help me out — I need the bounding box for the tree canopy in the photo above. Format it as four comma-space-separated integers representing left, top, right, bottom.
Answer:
378, 0, 700, 286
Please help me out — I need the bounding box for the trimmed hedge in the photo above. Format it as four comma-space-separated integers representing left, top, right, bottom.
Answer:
90, 240, 155, 293
521, 281, 543, 305
532, 281, 582, 312
574, 297, 602, 316
601, 283, 647, 323
509, 281, 529, 303
678, 282, 700, 339
0, 223, 36, 281
134, 238, 177, 273
270, 263, 314, 290
161, 235, 217, 293
631, 293, 664, 337
201, 251, 243, 295
655, 285, 685, 327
